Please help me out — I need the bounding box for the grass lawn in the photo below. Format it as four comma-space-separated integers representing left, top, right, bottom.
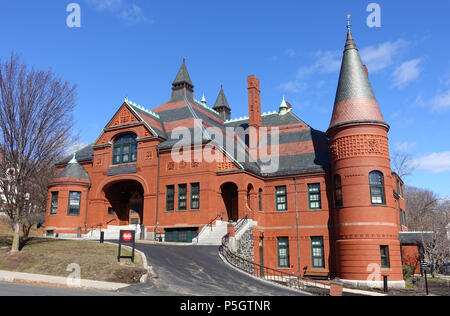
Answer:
0, 220, 147, 284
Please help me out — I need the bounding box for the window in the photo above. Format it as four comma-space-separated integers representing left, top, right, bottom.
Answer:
308, 183, 322, 210
191, 183, 200, 210
277, 237, 290, 268
275, 186, 287, 211
166, 185, 175, 211
370, 171, 386, 205
334, 175, 343, 208
113, 134, 138, 165
68, 191, 81, 216
400, 209, 404, 226
380, 245, 390, 268
311, 237, 325, 269
108, 207, 115, 215
178, 184, 187, 211
259, 189, 263, 212
50, 192, 58, 215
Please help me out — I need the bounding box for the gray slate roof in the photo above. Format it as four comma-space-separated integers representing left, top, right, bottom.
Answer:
56, 161, 90, 180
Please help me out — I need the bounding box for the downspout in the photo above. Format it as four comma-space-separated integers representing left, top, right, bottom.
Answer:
294, 177, 301, 277
154, 147, 161, 241
84, 184, 91, 234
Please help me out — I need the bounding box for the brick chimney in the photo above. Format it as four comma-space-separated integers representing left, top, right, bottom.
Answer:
247, 76, 262, 154
247, 75, 262, 129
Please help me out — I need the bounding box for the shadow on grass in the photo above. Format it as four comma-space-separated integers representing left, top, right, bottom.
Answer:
0, 235, 63, 251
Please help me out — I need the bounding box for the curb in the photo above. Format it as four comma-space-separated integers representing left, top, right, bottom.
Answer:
104, 241, 157, 282
0, 270, 129, 292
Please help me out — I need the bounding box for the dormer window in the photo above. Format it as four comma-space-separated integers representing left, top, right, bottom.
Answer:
113, 134, 137, 165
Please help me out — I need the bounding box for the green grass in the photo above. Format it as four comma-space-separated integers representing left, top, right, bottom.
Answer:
0, 222, 146, 284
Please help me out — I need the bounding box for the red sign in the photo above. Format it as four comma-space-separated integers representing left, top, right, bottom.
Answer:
122, 231, 133, 242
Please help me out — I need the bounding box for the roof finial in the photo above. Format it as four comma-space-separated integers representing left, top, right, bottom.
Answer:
69, 152, 77, 164
201, 93, 207, 105
347, 13, 351, 30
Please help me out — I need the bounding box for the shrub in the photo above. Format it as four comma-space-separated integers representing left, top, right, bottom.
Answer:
402, 265, 415, 280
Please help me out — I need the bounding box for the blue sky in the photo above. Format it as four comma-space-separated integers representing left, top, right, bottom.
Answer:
1, 0, 450, 198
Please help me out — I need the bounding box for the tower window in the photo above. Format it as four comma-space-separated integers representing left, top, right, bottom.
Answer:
68, 191, 81, 216
50, 192, 59, 215
113, 134, 138, 165
369, 171, 386, 205
259, 189, 263, 212
334, 175, 343, 208
380, 245, 390, 268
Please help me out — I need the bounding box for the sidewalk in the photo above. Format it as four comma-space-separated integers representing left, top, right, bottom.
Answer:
0, 270, 130, 291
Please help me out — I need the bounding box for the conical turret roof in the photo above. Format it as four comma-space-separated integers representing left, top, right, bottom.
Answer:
172, 58, 193, 87
328, 28, 387, 131
213, 85, 230, 110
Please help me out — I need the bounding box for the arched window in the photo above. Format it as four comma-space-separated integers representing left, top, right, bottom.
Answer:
369, 171, 386, 205
334, 175, 343, 208
113, 134, 138, 164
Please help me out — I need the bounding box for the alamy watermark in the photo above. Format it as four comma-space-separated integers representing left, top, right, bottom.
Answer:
66, 263, 81, 287
366, 3, 381, 28
66, 3, 81, 28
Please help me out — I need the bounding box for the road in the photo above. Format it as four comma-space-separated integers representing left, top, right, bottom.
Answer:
0, 243, 308, 296
119, 243, 307, 296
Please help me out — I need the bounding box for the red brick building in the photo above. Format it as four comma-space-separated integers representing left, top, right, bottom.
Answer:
45, 28, 413, 288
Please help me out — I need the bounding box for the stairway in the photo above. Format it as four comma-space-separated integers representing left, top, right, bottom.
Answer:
193, 220, 228, 245
83, 224, 142, 241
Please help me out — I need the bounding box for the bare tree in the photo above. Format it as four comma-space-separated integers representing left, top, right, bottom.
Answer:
405, 186, 450, 276
0, 52, 77, 252
391, 149, 416, 179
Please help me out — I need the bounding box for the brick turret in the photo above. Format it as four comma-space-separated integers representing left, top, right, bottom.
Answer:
327, 27, 404, 288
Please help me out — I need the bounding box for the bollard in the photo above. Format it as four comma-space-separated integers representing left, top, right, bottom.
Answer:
100, 231, 105, 244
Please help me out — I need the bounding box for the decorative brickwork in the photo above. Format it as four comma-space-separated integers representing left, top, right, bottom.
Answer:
109, 107, 138, 127
330, 134, 389, 160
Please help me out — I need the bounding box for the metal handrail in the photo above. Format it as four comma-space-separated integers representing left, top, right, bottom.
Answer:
207, 213, 223, 231
234, 214, 249, 234
219, 234, 329, 296
195, 213, 224, 243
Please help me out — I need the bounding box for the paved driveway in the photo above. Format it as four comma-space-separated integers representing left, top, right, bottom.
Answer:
119, 243, 308, 296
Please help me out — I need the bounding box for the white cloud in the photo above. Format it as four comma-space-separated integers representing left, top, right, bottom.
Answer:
391, 58, 423, 88
412, 151, 450, 173
431, 90, 450, 111
285, 48, 295, 57
85, 0, 151, 23
394, 141, 417, 153
296, 50, 341, 79
278, 81, 307, 93
359, 39, 410, 73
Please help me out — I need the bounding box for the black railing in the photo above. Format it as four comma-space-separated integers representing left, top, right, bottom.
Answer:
234, 214, 249, 235
219, 233, 329, 296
